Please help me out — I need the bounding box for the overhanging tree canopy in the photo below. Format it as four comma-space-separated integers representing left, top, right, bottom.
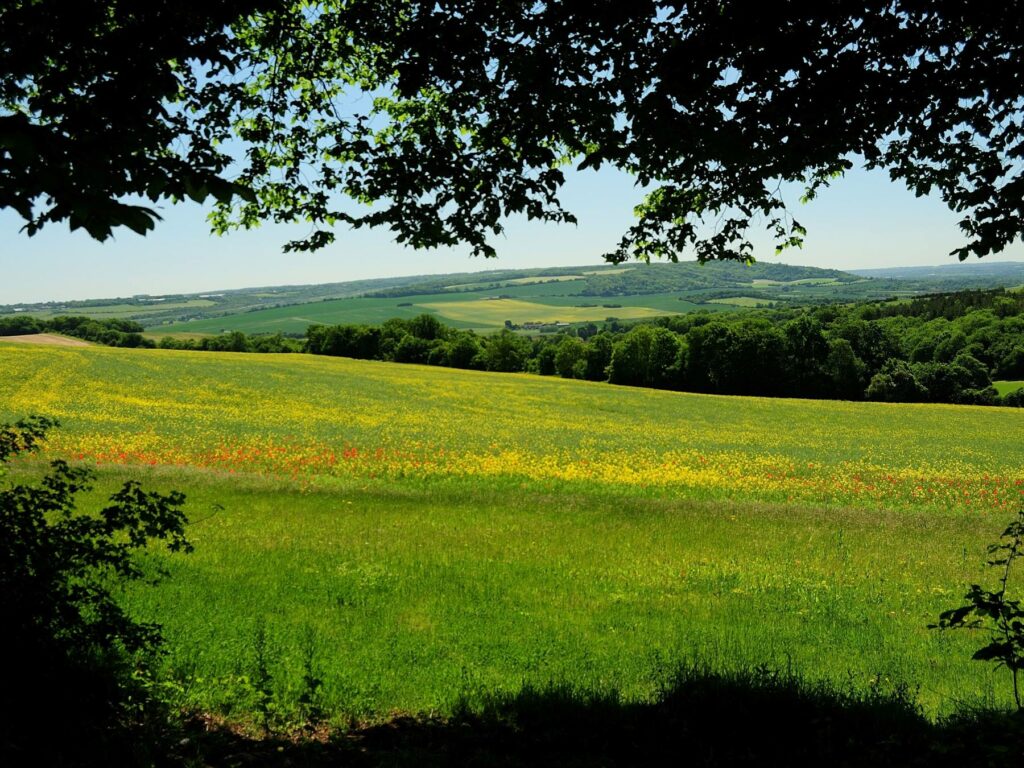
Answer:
0, 0, 273, 239
3, 1, 1022, 263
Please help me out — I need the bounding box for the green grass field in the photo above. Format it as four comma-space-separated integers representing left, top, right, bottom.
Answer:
3, 340, 1024, 726
994, 380, 1024, 396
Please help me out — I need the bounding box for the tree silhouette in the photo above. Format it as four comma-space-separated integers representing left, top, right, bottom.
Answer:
4, 2, 1022, 263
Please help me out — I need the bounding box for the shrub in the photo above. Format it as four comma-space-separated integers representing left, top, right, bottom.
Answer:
932, 507, 1024, 709
0, 416, 191, 762
1002, 388, 1024, 408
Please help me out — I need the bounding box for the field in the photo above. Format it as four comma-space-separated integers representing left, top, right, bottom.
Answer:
13, 298, 218, 321
0, 333, 90, 347
3, 341, 1024, 726
139, 260, 938, 337
150, 289, 715, 336
149, 293, 484, 335
705, 296, 774, 307
416, 297, 678, 325
994, 380, 1024, 396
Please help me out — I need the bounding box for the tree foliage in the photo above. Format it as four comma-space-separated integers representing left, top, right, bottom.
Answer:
0, 1, 266, 239
3, 2, 1023, 263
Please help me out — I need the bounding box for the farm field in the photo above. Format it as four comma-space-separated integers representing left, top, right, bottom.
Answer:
706, 296, 774, 307
13, 298, 218, 321
150, 292, 485, 335
140, 260, 925, 337
3, 341, 1024, 725
415, 297, 678, 325
0, 333, 91, 347
150, 289, 715, 336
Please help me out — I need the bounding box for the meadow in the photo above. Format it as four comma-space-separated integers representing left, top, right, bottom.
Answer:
3, 340, 1024, 726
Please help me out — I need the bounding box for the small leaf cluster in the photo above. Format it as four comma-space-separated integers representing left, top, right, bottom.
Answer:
932, 508, 1024, 709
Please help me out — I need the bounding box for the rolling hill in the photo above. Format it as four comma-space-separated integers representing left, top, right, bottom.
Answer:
6, 259, 1024, 337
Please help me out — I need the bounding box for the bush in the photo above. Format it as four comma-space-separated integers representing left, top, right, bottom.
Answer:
1002, 388, 1024, 408
865, 359, 928, 402
933, 507, 1024, 710
0, 416, 191, 763
0, 315, 42, 336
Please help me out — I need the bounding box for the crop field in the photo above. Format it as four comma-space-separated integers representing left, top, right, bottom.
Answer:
416, 297, 678, 325
150, 292, 483, 335
152, 291, 702, 336
706, 296, 773, 307
3, 341, 1024, 725
0, 333, 91, 347
152, 288, 734, 336
19, 298, 217, 320
499, 290, 730, 314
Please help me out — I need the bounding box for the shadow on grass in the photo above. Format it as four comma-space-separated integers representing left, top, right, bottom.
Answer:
179, 667, 1024, 768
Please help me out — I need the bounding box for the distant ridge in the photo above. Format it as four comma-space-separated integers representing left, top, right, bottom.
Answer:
5, 259, 1024, 335
851, 260, 1024, 282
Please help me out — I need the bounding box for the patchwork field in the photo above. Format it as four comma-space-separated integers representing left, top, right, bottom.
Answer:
151, 292, 486, 335
3, 341, 1024, 725
13, 298, 218, 321
416, 297, 677, 325
151, 288, 711, 336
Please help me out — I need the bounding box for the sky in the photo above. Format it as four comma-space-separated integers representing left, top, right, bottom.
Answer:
1, 164, 1022, 304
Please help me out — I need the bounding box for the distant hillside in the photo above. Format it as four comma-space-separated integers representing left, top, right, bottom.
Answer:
6, 259, 1024, 337
143, 261, 899, 335
361, 261, 865, 299
0, 274, 446, 327
850, 260, 1024, 289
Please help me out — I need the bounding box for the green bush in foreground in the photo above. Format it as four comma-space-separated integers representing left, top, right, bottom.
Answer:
0, 416, 190, 764
934, 507, 1024, 710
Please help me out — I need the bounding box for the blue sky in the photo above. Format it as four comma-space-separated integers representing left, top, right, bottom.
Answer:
1, 165, 1021, 304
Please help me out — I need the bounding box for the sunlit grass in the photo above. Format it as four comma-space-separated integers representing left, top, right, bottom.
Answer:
994, 380, 1024, 396
3, 341, 1024, 723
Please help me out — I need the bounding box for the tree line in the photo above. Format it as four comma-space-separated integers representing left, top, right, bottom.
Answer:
4, 288, 1023, 407
304, 288, 1024, 407
156, 331, 303, 354
0, 314, 154, 348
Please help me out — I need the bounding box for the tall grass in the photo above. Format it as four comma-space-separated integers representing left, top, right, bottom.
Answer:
3, 342, 1023, 725
70, 468, 1007, 725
